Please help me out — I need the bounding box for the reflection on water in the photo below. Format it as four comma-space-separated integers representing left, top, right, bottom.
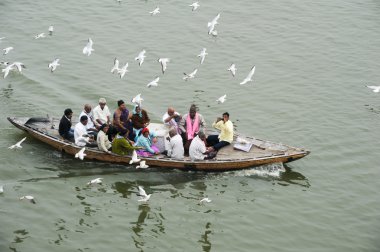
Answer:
0, 84, 13, 99
131, 204, 166, 251
9, 229, 30, 252
278, 165, 310, 188
198, 222, 212, 252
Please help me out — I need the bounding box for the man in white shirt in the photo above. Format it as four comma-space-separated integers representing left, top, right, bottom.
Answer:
74, 115, 90, 147
93, 98, 111, 127
189, 131, 207, 161
79, 104, 97, 130
162, 107, 182, 134
166, 128, 184, 160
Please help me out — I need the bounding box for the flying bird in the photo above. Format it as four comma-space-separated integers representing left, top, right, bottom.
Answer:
110, 58, 120, 73
129, 150, 141, 164
8, 137, 26, 149
135, 50, 146, 66
207, 13, 220, 35
75, 147, 86, 160
3, 46, 13, 55
48, 58, 60, 72
20, 195, 36, 204
136, 160, 149, 169
227, 63, 236, 77
158, 58, 170, 74
11, 62, 26, 72
2, 64, 14, 78
82, 38, 94, 56
0, 185, 4, 194
200, 197, 212, 203
131, 94, 144, 107
189, 2, 200, 11
137, 186, 151, 202
240, 66, 256, 85
183, 68, 198, 81
87, 178, 103, 185
34, 33, 46, 39
366, 85, 380, 93
149, 6, 160, 15
147, 77, 160, 88
118, 62, 129, 78
48, 26, 54, 35
197, 48, 208, 64
216, 94, 227, 104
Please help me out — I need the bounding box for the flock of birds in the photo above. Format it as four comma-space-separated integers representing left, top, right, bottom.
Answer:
0, 1, 260, 106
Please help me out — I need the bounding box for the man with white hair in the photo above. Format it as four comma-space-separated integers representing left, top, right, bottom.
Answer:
165, 127, 184, 160
93, 98, 111, 127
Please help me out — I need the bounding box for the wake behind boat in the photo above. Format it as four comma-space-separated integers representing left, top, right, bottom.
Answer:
7, 116, 310, 171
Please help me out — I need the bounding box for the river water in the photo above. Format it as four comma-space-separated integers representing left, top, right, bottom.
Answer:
0, 0, 379, 251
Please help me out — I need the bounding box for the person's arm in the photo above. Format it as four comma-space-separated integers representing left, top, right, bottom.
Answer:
143, 110, 150, 125
113, 111, 126, 130
120, 139, 141, 152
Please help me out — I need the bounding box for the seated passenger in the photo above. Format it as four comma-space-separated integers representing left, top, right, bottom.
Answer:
189, 131, 207, 161
79, 104, 98, 138
162, 107, 182, 134
189, 131, 215, 161
97, 124, 112, 153
206, 112, 234, 153
131, 105, 150, 130
134, 127, 160, 157
59, 108, 74, 141
74, 115, 96, 147
113, 100, 134, 140
164, 128, 184, 160
112, 130, 142, 156
179, 104, 206, 155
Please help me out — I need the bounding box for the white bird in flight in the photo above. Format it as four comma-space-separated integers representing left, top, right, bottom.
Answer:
87, 178, 103, 185
34, 33, 46, 39
216, 94, 227, 104
136, 160, 149, 169
208, 13, 220, 35
118, 62, 129, 79
2, 64, 14, 78
135, 50, 146, 66
3, 46, 13, 55
48, 58, 60, 72
240, 66, 256, 85
82, 38, 94, 56
183, 68, 198, 81
158, 58, 170, 74
11, 62, 26, 72
9, 137, 26, 149
131, 93, 144, 106
20, 195, 36, 204
138, 186, 151, 202
366, 85, 380, 93
75, 147, 86, 160
0, 185, 4, 194
129, 150, 141, 164
227, 63, 236, 77
189, 2, 200, 11
147, 77, 160, 88
48, 26, 54, 35
149, 6, 160, 15
111, 58, 120, 73
197, 48, 208, 65
200, 197, 212, 203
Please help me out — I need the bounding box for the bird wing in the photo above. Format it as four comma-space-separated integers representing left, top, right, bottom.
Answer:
16, 137, 26, 146
247, 66, 256, 79
138, 186, 147, 197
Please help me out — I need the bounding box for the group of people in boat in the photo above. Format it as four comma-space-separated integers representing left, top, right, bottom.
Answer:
58, 98, 234, 161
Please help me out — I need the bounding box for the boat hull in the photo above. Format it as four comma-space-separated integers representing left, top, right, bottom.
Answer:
8, 117, 310, 171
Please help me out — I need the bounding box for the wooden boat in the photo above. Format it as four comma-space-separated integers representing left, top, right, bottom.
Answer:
7, 116, 310, 171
